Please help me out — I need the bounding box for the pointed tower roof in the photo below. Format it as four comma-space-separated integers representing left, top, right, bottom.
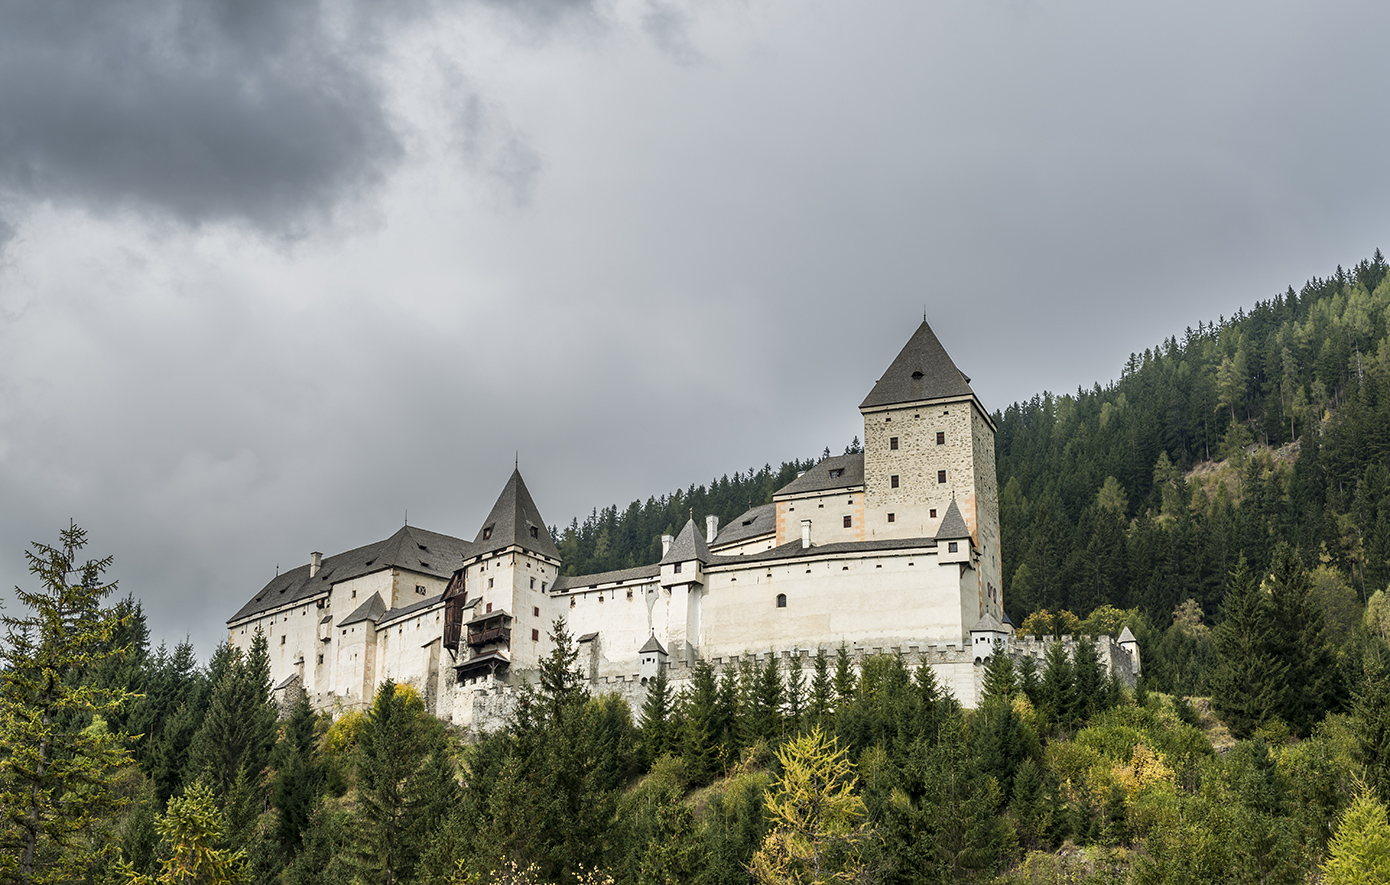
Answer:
1118, 626, 1137, 643
473, 468, 561, 560
659, 518, 711, 565
861, 320, 975, 409
639, 634, 668, 655
934, 498, 971, 540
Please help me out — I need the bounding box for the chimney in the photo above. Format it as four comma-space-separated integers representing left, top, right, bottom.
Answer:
309, 551, 322, 578
800, 520, 811, 549
706, 515, 719, 544
661, 534, 673, 556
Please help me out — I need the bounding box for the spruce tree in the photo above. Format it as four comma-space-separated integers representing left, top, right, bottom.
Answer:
0, 524, 136, 885
809, 648, 833, 728
639, 668, 673, 766
833, 645, 856, 707
980, 642, 1016, 704
785, 653, 807, 733
1266, 545, 1343, 734
1037, 639, 1076, 733
1070, 637, 1106, 724
272, 696, 322, 855
188, 631, 278, 797
680, 662, 720, 784
1211, 558, 1287, 739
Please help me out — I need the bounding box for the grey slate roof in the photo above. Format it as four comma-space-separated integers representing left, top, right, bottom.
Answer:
228, 524, 474, 624
639, 635, 668, 655
706, 536, 936, 568
774, 453, 865, 498
380, 593, 444, 626
711, 503, 776, 548
860, 320, 975, 409
660, 518, 711, 565
1118, 626, 1137, 643
340, 592, 387, 627
934, 498, 971, 540
466, 608, 512, 626
970, 613, 1008, 633
473, 469, 561, 560
552, 563, 660, 592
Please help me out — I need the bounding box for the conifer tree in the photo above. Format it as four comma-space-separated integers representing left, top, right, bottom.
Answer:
809, 649, 833, 729
1266, 545, 1343, 734
0, 524, 136, 885
1321, 784, 1390, 885
1211, 559, 1287, 739
355, 680, 450, 885
639, 668, 673, 766
832, 645, 856, 707
785, 653, 807, 733
980, 643, 1016, 704
679, 661, 720, 783
187, 632, 277, 797
272, 696, 322, 855
1037, 639, 1076, 732
119, 781, 245, 885
1070, 637, 1107, 724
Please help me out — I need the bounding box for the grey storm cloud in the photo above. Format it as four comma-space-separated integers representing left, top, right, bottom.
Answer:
0, 0, 600, 235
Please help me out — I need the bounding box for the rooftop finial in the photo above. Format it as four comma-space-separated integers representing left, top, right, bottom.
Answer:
405, 509, 408, 526
515, 450, 519, 469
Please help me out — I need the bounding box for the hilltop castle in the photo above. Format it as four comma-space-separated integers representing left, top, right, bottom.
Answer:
227, 322, 1137, 726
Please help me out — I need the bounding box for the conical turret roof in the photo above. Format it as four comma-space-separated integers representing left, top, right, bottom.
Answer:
861, 320, 975, 409
934, 498, 971, 540
473, 468, 561, 559
659, 518, 711, 565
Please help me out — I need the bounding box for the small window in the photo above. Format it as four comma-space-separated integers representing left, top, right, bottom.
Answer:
776, 594, 787, 608
674, 562, 682, 574
533, 606, 540, 617
829, 468, 844, 479
938, 470, 947, 483
948, 541, 959, 553
890, 475, 900, 489
530, 578, 536, 589
529, 526, 539, 539
889, 436, 899, 450
531, 629, 540, 641
930, 508, 938, 518
888, 513, 896, 523
488, 578, 494, 589
486, 603, 493, 613
482, 525, 493, 540
280, 635, 286, 645
843, 515, 852, 528
936, 431, 945, 445
317, 654, 324, 664
626, 589, 633, 599
416, 584, 427, 595
542, 582, 548, 591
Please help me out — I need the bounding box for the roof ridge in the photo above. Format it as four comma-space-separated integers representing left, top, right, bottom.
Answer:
860, 320, 975, 410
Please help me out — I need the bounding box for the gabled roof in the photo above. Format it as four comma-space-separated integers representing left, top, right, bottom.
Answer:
1118, 626, 1137, 643
228, 524, 474, 625
340, 592, 387, 627
711, 503, 776, 548
379, 593, 444, 626
934, 498, 971, 540
774, 453, 865, 498
473, 469, 561, 560
860, 320, 975, 410
660, 518, 711, 565
639, 635, 668, 655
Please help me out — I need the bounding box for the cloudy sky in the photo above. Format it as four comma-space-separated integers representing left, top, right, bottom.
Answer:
2, 0, 1388, 656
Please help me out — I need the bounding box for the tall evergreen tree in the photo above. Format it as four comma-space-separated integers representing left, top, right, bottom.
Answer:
0, 524, 136, 885
1211, 559, 1288, 739
1265, 545, 1343, 734
639, 668, 673, 766
187, 632, 278, 797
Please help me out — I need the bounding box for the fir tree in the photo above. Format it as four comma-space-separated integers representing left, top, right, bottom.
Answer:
809, 649, 833, 729
832, 645, 856, 708
0, 524, 136, 885
1266, 545, 1343, 735
272, 696, 322, 855
785, 653, 807, 733
980, 642, 1016, 704
1211, 559, 1287, 739
187, 631, 278, 797
639, 668, 673, 766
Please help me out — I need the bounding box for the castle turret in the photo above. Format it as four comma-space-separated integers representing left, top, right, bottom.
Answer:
659, 519, 709, 665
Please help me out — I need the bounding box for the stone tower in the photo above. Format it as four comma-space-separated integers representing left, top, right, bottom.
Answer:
859, 321, 1003, 623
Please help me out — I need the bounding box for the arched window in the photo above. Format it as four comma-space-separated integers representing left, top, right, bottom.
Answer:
776, 594, 787, 608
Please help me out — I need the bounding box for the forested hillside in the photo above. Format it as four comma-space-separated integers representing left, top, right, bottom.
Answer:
997, 250, 1390, 625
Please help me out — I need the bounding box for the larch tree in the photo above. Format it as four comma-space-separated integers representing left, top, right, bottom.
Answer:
0, 523, 136, 885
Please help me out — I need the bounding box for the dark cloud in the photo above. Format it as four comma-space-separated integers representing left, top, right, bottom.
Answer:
0, 0, 402, 233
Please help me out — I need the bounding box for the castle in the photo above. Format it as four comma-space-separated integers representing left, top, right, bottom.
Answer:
227, 322, 1138, 727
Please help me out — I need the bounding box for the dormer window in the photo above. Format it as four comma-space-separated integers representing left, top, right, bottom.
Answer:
529, 526, 539, 539
829, 468, 844, 479
482, 525, 494, 541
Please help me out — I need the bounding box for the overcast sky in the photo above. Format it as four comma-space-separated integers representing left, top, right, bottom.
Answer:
2, 0, 1388, 657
